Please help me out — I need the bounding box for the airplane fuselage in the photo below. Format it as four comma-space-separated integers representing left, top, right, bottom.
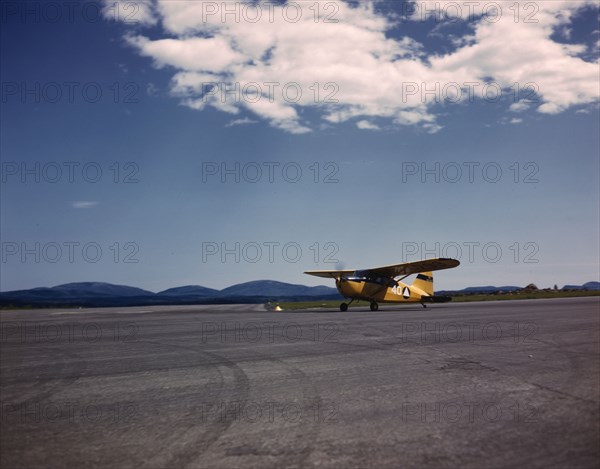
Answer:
336, 278, 426, 303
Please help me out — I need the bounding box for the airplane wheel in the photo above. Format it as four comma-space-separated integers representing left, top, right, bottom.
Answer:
370, 302, 379, 311
340, 303, 348, 312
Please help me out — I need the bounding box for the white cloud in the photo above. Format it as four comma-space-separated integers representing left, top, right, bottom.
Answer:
146, 83, 158, 96
72, 201, 99, 209
510, 101, 530, 113
226, 117, 259, 127
538, 102, 566, 115
126, 35, 245, 73
423, 123, 443, 134
510, 118, 524, 124
107, 0, 600, 133
356, 120, 380, 130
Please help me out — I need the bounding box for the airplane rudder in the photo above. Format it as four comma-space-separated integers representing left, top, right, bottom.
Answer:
411, 271, 434, 296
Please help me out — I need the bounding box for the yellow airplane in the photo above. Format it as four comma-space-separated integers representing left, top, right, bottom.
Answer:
304, 258, 460, 311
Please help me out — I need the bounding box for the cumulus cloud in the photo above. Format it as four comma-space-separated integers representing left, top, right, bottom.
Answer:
356, 120, 381, 130
510, 101, 531, 113
106, 0, 599, 133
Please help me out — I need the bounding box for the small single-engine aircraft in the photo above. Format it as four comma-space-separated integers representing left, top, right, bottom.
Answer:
304, 258, 460, 311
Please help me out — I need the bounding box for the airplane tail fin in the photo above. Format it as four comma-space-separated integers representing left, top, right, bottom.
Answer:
411, 271, 434, 296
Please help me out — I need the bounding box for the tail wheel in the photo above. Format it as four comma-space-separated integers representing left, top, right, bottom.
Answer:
340, 303, 348, 312
370, 302, 379, 311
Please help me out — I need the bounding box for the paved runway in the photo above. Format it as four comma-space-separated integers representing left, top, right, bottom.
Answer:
1, 297, 599, 468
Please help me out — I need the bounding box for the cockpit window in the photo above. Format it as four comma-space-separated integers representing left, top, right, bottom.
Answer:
346, 270, 369, 281
345, 271, 396, 286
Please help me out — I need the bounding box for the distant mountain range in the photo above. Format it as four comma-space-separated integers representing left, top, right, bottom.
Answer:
0, 280, 342, 307
561, 281, 600, 291
438, 281, 600, 295
0, 280, 598, 308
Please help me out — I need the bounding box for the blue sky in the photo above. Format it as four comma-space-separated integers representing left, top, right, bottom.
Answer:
1, 1, 599, 292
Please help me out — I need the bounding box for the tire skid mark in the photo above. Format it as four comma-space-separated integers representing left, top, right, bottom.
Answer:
209, 348, 324, 469
1, 347, 88, 407
135, 340, 250, 469
138, 340, 322, 469
520, 336, 597, 405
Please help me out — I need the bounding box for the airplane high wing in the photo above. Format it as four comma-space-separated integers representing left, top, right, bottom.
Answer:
304, 258, 460, 279
303, 269, 355, 279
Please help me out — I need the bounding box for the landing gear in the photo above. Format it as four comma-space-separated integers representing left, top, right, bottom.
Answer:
370, 302, 379, 311
421, 302, 427, 308
340, 303, 348, 312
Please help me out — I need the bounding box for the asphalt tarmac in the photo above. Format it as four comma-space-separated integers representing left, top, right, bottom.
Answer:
1, 297, 599, 469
